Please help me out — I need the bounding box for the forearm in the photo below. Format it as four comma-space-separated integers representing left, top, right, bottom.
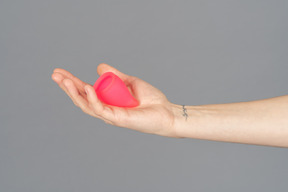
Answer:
171, 95, 288, 147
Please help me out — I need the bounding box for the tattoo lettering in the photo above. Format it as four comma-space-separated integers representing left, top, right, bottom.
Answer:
182, 105, 188, 121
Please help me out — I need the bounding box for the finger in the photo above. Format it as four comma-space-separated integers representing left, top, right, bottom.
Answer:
52, 72, 76, 104
52, 70, 87, 98
84, 84, 115, 122
63, 78, 91, 115
53, 68, 87, 95
97, 63, 135, 84
84, 84, 104, 113
51, 72, 64, 84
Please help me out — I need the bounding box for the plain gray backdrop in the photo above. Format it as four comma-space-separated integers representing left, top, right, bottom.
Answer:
1, 0, 288, 191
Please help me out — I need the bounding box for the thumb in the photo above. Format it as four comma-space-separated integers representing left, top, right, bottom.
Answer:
97, 63, 131, 83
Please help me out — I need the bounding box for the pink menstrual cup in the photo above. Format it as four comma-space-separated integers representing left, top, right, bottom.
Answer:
93, 72, 139, 108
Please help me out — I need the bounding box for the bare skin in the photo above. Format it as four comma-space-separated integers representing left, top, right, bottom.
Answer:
51, 63, 178, 137
52, 63, 288, 147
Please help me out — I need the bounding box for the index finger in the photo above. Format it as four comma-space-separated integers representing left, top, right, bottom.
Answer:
53, 68, 88, 89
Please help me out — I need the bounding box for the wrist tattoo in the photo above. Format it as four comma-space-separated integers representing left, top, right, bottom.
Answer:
182, 105, 188, 121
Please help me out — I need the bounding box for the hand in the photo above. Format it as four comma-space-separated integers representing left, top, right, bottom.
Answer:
51, 63, 179, 138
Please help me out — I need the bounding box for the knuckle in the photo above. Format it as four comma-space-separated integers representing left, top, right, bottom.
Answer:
104, 119, 115, 126
81, 107, 89, 114
103, 120, 110, 124
72, 101, 79, 107
113, 112, 124, 126
91, 106, 102, 115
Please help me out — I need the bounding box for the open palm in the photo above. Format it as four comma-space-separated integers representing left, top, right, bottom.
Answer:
51, 63, 178, 137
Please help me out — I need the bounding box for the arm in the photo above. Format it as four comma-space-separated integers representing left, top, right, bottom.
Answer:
171, 95, 288, 147
52, 63, 288, 148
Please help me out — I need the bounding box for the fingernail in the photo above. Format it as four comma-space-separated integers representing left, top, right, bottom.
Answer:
85, 85, 89, 94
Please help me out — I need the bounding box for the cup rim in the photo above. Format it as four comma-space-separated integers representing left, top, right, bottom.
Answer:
94, 72, 116, 93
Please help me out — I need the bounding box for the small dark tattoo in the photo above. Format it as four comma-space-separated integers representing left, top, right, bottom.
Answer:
182, 105, 188, 121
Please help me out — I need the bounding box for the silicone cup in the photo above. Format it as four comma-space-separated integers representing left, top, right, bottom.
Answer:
93, 72, 139, 108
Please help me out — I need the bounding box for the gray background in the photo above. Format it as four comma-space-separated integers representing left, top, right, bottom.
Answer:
1, 0, 288, 191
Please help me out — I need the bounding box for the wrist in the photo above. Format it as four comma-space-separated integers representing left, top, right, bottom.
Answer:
170, 103, 200, 139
